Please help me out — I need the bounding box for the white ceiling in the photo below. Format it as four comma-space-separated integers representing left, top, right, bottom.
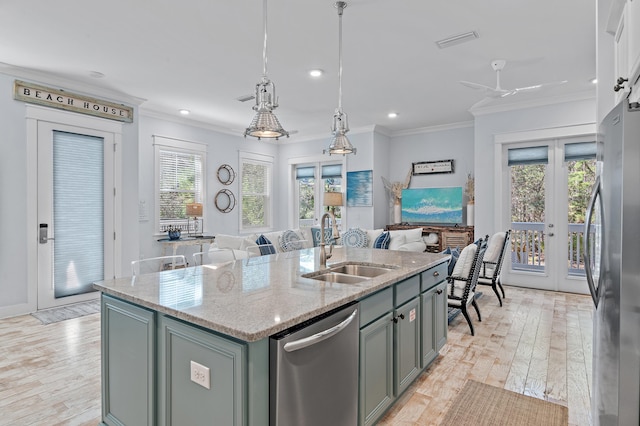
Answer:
0, 0, 596, 139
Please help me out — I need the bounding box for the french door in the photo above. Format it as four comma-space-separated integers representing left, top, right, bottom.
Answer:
37, 120, 116, 309
500, 136, 595, 294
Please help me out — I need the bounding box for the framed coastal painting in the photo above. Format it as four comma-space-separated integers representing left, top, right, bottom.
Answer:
347, 170, 373, 207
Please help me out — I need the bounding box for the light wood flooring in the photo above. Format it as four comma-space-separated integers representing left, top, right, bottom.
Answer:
0, 285, 593, 426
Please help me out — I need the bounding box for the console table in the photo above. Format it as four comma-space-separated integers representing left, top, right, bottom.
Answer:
386, 224, 474, 252
157, 235, 216, 257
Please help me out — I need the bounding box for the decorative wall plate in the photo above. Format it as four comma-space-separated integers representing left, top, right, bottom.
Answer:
215, 189, 236, 213
217, 164, 235, 185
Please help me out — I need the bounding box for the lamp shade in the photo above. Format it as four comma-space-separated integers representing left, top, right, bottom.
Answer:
324, 192, 344, 207
186, 203, 203, 217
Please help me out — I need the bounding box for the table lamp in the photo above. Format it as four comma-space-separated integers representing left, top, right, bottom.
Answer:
186, 202, 203, 236
323, 192, 343, 240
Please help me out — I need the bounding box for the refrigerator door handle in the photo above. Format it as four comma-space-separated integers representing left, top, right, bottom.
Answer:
283, 308, 358, 352
584, 175, 601, 307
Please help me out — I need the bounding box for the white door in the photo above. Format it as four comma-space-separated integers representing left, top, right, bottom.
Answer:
37, 121, 116, 309
500, 138, 596, 294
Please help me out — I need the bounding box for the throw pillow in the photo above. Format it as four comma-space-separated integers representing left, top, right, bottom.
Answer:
311, 227, 334, 247
373, 231, 390, 249
280, 229, 304, 251
388, 233, 407, 250
451, 244, 477, 278
341, 228, 368, 248
255, 234, 276, 255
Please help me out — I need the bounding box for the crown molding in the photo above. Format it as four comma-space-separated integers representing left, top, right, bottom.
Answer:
138, 108, 242, 137
391, 120, 474, 137
0, 62, 146, 106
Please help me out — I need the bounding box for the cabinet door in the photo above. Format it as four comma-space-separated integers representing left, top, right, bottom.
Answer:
394, 297, 421, 395
101, 295, 156, 426
158, 316, 245, 426
628, 0, 640, 83
359, 312, 394, 426
434, 281, 448, 351
420, 288, 437, 368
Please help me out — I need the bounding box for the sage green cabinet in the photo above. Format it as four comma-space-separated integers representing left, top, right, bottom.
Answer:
100, 295, 269, 426
359, 312, 394, 426
358, 275, 422, 426
420, 280, 447, 368
394, 296, 421, 395
158, 316, 245, 426
101, 295, 156, 426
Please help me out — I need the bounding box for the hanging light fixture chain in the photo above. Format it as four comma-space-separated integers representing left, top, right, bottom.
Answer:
262, 0, 268, 79
336, 1, 346, 111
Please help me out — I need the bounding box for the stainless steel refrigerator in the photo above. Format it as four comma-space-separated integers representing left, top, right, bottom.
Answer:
585, 99, 640, 426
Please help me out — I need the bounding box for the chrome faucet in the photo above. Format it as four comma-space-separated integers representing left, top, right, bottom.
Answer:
319, 211, 336, 268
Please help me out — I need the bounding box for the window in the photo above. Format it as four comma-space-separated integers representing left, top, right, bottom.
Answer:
240, 152, 273, 232
154, 136, 206, 233
293, 161, 343, 228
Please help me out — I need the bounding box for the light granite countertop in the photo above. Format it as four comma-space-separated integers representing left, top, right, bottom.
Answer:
93, 247, 448, 342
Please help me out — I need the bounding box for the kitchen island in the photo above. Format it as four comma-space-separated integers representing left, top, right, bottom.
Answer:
94, 246, 449, 426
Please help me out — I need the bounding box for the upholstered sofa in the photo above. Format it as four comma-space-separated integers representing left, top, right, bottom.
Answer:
208, 226, 428, 263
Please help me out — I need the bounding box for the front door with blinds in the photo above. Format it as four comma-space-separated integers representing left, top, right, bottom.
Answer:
37, 122, 115, 309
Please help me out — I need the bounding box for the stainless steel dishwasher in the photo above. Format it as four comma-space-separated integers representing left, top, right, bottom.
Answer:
270, 302, 360, 426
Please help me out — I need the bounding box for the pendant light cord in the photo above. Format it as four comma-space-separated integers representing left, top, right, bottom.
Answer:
262, 0, 268, 78
337, 3, 344, 111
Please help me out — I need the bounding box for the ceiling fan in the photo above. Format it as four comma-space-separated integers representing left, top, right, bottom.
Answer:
460, 59, 568, 109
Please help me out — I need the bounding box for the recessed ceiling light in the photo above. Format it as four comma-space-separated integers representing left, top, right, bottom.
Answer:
388, 112, 398, 119
309, 69, 323, 78
179, 109, 190, 115
89, 71, 105, 79
590, 78, 598, 84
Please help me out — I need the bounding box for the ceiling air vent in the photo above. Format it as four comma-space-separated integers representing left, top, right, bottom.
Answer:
435, 31, 479, 49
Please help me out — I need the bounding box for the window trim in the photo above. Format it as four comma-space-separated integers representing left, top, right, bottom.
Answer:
154, 135, 207, 234
239, 151, 274, 233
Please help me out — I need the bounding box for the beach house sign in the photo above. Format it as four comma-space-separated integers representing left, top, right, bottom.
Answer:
14, 80, 133, 123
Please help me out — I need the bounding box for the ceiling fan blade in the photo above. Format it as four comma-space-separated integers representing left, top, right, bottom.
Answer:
459, 80, 496, 92
468, 97, 494, 110
512, 80, 568, 94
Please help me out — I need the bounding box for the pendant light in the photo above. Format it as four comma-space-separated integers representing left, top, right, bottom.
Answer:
324, 1, 356, 156
244, 0, 289, 140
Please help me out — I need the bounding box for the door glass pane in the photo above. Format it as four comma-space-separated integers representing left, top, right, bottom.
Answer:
510, 163, 546, 273
53, 131, 104, 297
298, 177, 315, 227
566, 158, 597, 277
323, 177, 342, 230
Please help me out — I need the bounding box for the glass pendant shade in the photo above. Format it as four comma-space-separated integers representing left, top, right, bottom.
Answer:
245, 80, 288, 139
244, 0, 288, 140
326, 109, 356, 155
325, 1, 355, 155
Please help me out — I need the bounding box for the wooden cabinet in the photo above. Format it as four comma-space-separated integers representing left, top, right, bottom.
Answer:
609, 0, 640, 103
386, 224, 474, 252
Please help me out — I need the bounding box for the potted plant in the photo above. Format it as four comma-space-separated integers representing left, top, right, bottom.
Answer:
167, 225, 182, 240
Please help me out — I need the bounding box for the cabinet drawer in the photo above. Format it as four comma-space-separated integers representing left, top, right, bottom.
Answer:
394, 275, 420, 307
421, 262, 447, 292
359, 287, 393, 327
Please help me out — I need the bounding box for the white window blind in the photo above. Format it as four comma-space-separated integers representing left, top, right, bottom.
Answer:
240, 153, 273, 231
154, 137, 206, 232
53, 131, 104, 297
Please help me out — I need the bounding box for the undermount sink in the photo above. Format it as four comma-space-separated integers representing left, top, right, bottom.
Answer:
328, 264, 395, 278
306, 272, 369, 284
302, 262, 397, 284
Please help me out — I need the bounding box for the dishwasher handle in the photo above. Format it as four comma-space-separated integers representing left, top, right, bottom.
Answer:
283, 308, 358, 353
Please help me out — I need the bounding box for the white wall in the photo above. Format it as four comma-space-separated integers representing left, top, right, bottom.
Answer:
473, 97, 597, 238
137, 113, 279, 260
387, 124, 475, 223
